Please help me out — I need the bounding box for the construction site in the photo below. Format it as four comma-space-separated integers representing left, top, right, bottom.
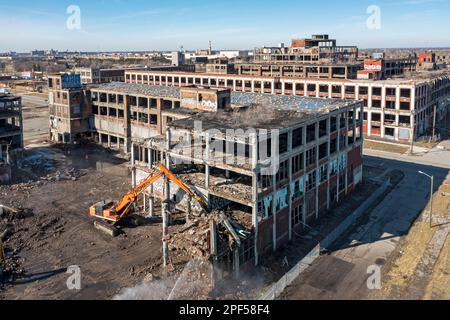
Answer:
0, 64, 370, 299
1, 22, 450, 301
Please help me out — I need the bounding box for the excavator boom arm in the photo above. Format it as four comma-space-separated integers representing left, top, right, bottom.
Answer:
157, 164, 209, 212
114, 170, 164, 215
107, 163, 209, 221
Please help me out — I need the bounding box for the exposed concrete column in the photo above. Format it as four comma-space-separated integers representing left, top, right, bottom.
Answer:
328, 84, 333, 99
345, 111, 350, 146
360, 104, 365, 143
287, 129, 293, 242
251, 80, 255, 93
336, 115, 341, 203
368, 86, 373, 109
281, 81, 285, 95
271, 81, 275, 95
251, 133, 259, 266
316, 83, 320, 98
315, 125, 320, 220
272, 136, 277, 252
107, 135, 111, 148
326, 116, 331, 210
381, 86, 387, 110
233, 79, 236, 91
396, 87, 401, 111
148, 148, 154, 217
353, 106, 358, 143
205, 133, 210, 190
410, 87, 416, 141
162, 129, 172, 267
131, 142, 136, 188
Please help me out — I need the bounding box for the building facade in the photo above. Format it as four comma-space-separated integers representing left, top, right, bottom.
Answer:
74, 67, 126, 84
124, 69, 450, 142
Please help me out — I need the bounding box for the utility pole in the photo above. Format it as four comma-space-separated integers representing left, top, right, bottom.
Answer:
432, 104, 437, 141
419, 171, 434, 228
430, 175, 434, 228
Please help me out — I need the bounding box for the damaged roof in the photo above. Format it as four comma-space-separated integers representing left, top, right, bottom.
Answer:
92, 83, 360, 130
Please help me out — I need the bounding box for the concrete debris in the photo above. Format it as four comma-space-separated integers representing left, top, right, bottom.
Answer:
167, 211, 250, 260
41, 168, 88, 182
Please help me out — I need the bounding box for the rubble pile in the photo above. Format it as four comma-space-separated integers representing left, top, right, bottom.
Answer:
167, 211, 249, 261
41, 168, 88, 182
166, 216, 212, 259
0, 205, 32, 286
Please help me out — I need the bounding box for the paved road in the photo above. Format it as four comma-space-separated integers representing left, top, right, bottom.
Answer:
281, 149, 450, 300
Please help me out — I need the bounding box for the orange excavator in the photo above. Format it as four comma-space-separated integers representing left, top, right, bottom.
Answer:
89, 163, 209, 236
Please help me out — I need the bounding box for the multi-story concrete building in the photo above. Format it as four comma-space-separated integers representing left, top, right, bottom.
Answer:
0, 93, 23, 183
254, 35, 358, 64
46, 72, 364, 269
235, 62, 361, 80
124, 69, 450, 142
131, 87, 363, 269
48, 74, 91, 143
74, 67, 125, 84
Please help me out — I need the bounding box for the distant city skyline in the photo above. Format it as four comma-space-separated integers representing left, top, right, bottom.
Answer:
1, 0, 450, 52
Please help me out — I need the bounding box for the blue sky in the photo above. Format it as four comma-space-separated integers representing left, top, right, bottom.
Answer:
1, 0, 449, 52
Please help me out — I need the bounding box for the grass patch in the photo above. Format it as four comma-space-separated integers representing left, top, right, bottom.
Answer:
364, 140, 409, 154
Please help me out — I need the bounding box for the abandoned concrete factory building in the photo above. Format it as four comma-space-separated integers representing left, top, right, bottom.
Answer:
0, 93, 23, 183
126, 34, 450, 143
125, 69, 450, 143
47, 73, 363, 267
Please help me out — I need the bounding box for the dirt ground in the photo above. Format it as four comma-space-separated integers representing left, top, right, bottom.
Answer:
0, 144, 175, 300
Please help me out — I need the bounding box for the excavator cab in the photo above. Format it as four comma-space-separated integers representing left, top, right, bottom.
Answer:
89, 200, 117, 221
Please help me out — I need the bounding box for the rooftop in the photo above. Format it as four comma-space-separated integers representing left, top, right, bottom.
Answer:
126, 68, 450, 85
92, 82, 181, 99
93, 82, 354, 111
92, 82, 358, 131
173, 91, 357, 132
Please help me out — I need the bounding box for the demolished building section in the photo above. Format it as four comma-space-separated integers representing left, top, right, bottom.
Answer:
48, 74, 91, 144
131, 88, 364, 271
46, 76, 364, 274
0, 93, 23, 183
